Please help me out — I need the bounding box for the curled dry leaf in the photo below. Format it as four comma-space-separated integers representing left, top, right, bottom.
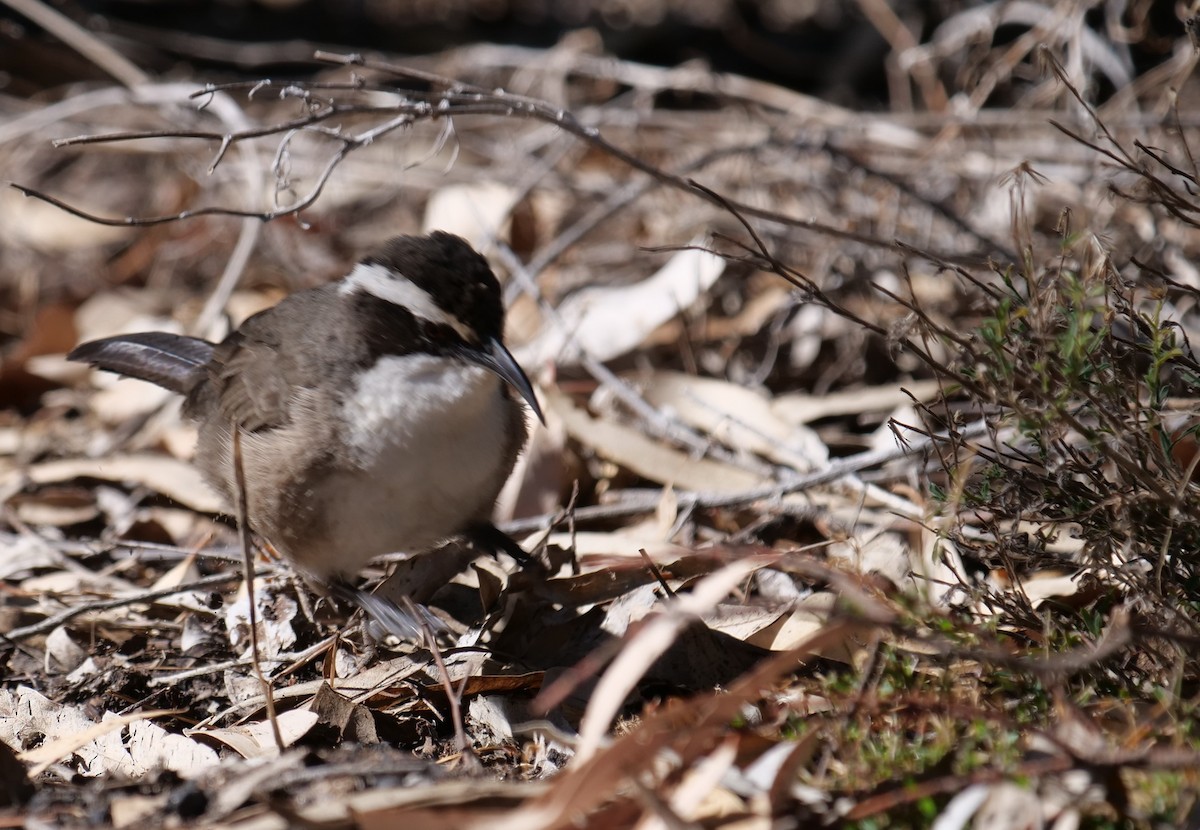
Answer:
771, 379, 944, 425
468, 695, 516, 742
640, 370, 829, 472
87, 378, 178, 425
785, 304, 827, 374
309, 683, 379, 744
1, 685, 190, 778
43, 626, 87, 675
224, 589, 298, 660
745, 591, 874, 662
965, 781, 1050, 830
122, 719, 221, 777
537, 530, 689, 561
188, 709, 320, 759
1, 454, 225, 514
659, 734, 743, 825
146, 555, 210, 612
7, 487, 100, 528
827, 531, 911, 588
0, 534, 64, 580
518, 243, 725, 366
20, 566, 141, 597
546, 388, 765, 493
701, 603, 791, 641
601, 583, 662, 636
109, 794, 163, 828
298, 779, 548, 830
935, 784, 993, 830
1015, 570, 1083, 608
136, 505, 213, 547
423, 181, 520, 250
913, 529, 969, 608
701, 281, 792, 341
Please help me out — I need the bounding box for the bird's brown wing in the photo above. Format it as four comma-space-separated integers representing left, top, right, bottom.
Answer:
195, 288, 355, 433
209, 330, 293, 433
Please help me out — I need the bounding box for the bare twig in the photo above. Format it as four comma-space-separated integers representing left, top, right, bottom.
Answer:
4, 570, 264, 641
502, 416, 996, 536
409, 597, 475, 765
9, 55, 1002, 264
232, 426, 284, 753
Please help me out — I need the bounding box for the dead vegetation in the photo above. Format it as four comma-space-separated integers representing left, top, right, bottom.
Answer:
1, 1, 1199, 828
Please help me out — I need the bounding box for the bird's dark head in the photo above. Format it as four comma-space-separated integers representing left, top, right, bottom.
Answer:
342, 232, 543, 423
345, 231, 506, 345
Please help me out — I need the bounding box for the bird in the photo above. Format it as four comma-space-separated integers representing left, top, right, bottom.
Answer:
69, 231, 544, 636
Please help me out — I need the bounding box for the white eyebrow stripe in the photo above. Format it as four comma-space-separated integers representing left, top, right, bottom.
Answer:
340, 262, 473, 340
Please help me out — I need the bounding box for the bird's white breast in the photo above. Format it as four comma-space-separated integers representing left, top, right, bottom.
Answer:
312, 353, 514, 573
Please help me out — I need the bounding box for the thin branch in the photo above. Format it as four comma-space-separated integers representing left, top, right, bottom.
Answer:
232, 426, 285, 752
12, 59, 999, 262
4, 570, 265, 642
502, 416, 998, 536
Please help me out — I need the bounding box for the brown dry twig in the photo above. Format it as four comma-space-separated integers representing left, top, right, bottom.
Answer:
8, 50, 1002, 267
4, 569, 268, 641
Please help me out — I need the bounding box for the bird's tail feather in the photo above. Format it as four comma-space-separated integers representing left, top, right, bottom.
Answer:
68, 332, 214, 395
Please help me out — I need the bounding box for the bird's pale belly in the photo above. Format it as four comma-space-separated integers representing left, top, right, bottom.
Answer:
285, 355, 518, 579
312, 424, 510, 568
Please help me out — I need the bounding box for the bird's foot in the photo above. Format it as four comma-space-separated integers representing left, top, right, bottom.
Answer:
328, 580, 446, 643
465, 521, 547, 574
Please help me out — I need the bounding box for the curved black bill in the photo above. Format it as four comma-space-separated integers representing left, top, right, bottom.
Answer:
461, 337, 545, 425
